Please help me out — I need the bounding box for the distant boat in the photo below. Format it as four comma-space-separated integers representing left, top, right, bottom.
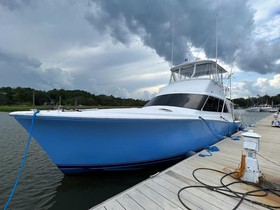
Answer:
245, 106, 260, 112
269, 108, 279, 113
245, 104, 275, 112
10, 60, 240, 174
259, 104, 272, 112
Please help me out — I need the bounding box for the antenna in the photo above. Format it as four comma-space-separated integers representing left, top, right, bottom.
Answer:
215, 0, 219, 81
229, 73, 232, 99
215, 0, 218, 63
170, 2, 175, 66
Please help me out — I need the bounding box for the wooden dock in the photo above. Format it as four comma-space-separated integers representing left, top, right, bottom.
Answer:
91, 115, 280, 210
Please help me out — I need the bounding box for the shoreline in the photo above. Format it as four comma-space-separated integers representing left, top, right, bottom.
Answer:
0, 105, 139, 112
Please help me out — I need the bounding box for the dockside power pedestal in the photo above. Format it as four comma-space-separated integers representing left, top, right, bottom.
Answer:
241, 130, 261, 183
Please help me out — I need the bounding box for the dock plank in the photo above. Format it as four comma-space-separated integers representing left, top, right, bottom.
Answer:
152, 175, 228, 209
101, 199, 125, 210
136, 184, 184, 210
92, 206, 106, 210
91, 115, 280, 210
161, 172, 266, 210
127, 189, 163, 210
116, 194, 144, 210
145, 180, 206, 210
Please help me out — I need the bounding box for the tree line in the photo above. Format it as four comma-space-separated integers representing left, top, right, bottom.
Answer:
232, 94, 280, 108
0, 87, 147, 107
1, 86, 279, 108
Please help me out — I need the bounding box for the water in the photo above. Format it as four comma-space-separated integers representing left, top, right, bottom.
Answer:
0, 111, 272, 209
238, 110, 272, 128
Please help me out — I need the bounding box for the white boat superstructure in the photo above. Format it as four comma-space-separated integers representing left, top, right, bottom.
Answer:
162, 59, 234, 118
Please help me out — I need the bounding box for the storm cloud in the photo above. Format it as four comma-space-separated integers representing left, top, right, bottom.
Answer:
84, 0, 279, 74
238, 39, 280, 74
0, 0, 279, 99
0, 48, 73, 90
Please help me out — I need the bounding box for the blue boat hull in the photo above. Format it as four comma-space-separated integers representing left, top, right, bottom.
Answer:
14, 116, 238, 174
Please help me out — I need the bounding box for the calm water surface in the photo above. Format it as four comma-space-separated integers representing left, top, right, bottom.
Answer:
0, 111, 272, 209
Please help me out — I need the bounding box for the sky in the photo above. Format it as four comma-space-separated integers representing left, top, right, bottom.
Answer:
0, 0, 279, 100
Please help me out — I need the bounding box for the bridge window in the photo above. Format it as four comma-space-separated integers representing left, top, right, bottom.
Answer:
145, 94, 207, 110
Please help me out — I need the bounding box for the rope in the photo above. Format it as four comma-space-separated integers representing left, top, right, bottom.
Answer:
4, 110, 39, 210
231, 136, 241, 141
199, 116, 226, 139
199, 145, 220, 157
177, 168, 280, 210
232, 154, 246, 179
220, 115, 231, 136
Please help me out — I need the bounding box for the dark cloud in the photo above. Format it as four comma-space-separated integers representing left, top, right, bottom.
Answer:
0, 0, 279, 99
0, 48, 73, 89
238, 39, 280, 74
0, 0, 31, 10
85, 0, 189, 64
0, 49, 41, 69
86, 0, 255, 65
273, 9, 280, 15
85, 0, 279, 75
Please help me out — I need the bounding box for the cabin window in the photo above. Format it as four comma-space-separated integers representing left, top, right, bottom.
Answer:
144, 94, 207, 110
202, 96, 229, 113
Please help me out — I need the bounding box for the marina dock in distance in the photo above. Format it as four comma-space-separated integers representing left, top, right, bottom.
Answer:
91, 115, 280, 210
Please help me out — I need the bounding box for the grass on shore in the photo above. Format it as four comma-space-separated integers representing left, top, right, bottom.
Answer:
0, 105, 33, 112
0, 105, 139, 112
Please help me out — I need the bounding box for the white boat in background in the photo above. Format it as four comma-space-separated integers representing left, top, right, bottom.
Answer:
269, 108, 279, 113
10, 60, 240, 174
245, 104, 275, 112
245, 106, 260, 112
259, 104, 272, 112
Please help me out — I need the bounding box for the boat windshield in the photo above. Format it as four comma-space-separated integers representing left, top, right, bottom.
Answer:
145, 93, 229, 113
145, 94, 207, 110
169, 60, 227, 84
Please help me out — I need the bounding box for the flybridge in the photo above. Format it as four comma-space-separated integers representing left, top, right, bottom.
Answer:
169, 60, 227, 84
